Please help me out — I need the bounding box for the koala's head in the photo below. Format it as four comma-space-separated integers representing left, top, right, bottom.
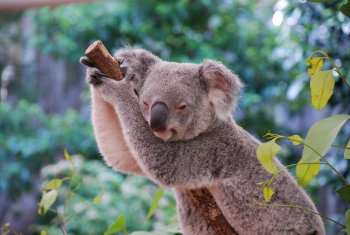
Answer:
115, 48, 243, 142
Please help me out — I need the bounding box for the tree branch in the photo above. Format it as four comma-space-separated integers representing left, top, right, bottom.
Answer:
80, 40, 238, 235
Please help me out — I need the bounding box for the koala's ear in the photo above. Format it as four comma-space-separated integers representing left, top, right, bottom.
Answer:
114, 48, 160, 90
199, 60, 243, 119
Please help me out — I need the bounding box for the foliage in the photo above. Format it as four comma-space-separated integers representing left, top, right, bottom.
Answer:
256, 53, 350, 233
0, 100, 97, 200
35, 153, 177, 235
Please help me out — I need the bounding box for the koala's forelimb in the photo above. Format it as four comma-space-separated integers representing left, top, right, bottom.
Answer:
80, 41, 237, 235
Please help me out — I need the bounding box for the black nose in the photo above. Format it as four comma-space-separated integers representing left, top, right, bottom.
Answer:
150, 102, 169, 132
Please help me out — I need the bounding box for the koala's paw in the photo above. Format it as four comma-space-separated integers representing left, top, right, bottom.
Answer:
86, 67, 109, 86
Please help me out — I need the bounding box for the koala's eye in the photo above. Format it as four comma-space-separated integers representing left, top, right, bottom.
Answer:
133, 89, 139, 98
177, 104, 187, 111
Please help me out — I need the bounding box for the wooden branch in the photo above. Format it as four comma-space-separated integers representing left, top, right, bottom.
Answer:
81, 40, 238, 235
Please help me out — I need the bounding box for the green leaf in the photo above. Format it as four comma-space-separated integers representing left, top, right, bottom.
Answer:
345, 139, 350, 159
41, 230, 47, 235
93, 196, 102, 204
296, 115, 350, 187
43, 179, 63, 190
296, 159, 321, 187
104, 215, 126, 235
346, 209, 350, 235
257, 139, 280, 175
310, 70, 335, 110
340, 1, 350, 18
307, 57, 323, 76
263, 185, 274, 202
336, 184, 350, 204
288, 135, 304, 146
64, 149, 72, 162
146, 188, 165, 219
38, 190, 57, 214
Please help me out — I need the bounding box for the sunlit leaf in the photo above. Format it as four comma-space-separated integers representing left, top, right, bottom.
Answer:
307, 57, 323, 76
340, 1, 350, 17
257, 139, 280, 175
288, 135, 304, 146
345, 139, 350, 159
263, 185, 274, 202
146, 188, 165, 219
64, 149, 72, 162
93, 196, 102, 204
43, 179, 63, 190
41, 230, 47, 235
346, 209, 350, 235
310, 70, 334, 110
336, 184, 350, 204
39, 190, 57, 214
296, 159, 321, 187
104, 215, 126, 235
296, 115, 350, 187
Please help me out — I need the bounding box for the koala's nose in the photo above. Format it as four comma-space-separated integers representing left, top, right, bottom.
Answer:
150, 102, 169, 132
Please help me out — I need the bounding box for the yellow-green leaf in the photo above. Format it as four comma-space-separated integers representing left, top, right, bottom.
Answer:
296, 159, 321, 187
310, 70, 334, 110
41, 230, 47, 235
257, 139, 280, 175
345, 139, 350, 159
43, 179, 63, 190
104, 215, 126, 235
263, 185, 274, 202
296, 114, 350, 187
64, 149, 72, 162
146, 188, 165, 219
93, 196, 102, 204
38, 190, 57, 214
307, 57, 323, 76
336, 184, 350, 204
288, 135, 304, 146
346, 209, 350, 235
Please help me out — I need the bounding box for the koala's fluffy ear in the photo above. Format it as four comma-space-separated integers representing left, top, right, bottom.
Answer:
199, 60, 243, 120
114, 48, 160, 92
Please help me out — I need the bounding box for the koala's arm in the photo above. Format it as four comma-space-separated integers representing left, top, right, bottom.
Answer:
93, 77, 260, 188
91, 87, 144, 175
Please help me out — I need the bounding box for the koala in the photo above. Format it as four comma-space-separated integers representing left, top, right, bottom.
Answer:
83, 48, 325, 235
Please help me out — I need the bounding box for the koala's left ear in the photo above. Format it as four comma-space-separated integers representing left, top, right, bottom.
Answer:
199, 60, 243, 119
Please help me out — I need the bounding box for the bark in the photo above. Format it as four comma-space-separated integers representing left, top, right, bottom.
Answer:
81, 40, 238, 235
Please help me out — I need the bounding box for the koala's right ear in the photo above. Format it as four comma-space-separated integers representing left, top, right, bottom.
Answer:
114, 48, 161, 93
199, 60, 243, 120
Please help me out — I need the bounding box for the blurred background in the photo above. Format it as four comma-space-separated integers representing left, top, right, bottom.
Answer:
0, 0, 349, 234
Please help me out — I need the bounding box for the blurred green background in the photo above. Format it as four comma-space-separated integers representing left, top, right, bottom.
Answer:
0, 0, 349, 234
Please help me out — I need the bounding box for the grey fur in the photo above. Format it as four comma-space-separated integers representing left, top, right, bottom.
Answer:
86, 48, 325, 234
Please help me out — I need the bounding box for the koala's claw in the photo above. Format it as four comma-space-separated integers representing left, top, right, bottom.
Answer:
87, 74, 102, 86
80, 56, 95, 68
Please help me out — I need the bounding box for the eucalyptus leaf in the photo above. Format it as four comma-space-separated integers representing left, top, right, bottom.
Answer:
39, 190, 58, 214
346, 209, 350, 235
263, 185, 274, 202
43, 179, 63, 190
288, 135, 304, 146
345, 139, 350, 159
336, 184, 350, 204
296, 115, 350, 187
64, 149, 72, 162
147, 188, 165, 219
257, 139, 280, 175
104, 215, 126, 235
310, 70, 334, 110
306, 57, 323, 76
